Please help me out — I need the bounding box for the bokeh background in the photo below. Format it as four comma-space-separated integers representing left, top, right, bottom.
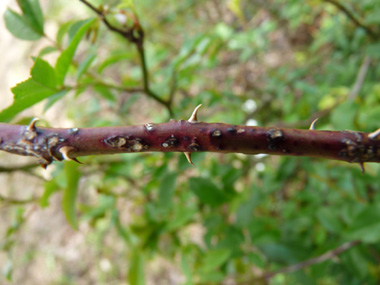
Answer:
1, 0, 380, 284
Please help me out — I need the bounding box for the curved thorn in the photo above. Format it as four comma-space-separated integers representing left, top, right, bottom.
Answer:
51, 153, 61, 161
368, 128, 380, 140
27, 117, 40, 132
39, 163, 48, 169
309, 118, 319, 130
188, 104, 202, 123
59, 146, 83, 164
184, 152, 194, 166
59, 146, 72, 160
71, 157, 83, 164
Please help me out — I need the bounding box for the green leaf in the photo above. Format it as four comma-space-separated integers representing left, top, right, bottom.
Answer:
76, 51, 96, 79
16, 0, 44, 35
236, 191, 261, 227
158, 172, 177, 210
316, 207, 343, 233
0, 58, 59, 122
341, 247, 369, 279
97, 52, 133, 73
43, 90, 69, 112
199, 271, 225, 283
31, 58, 56, 89
38, 46, 58, 57
248, 252, 265, 268
259, 243, 300, 264
128, 250, 145, 285
181, 253, 193, 284
358, 105, 380, 130
201, 249, 231, 272
345, 205, 380, 243
62, 161, 81, 229
0, 81, 56, 122
166, 204, 196, 231
40, 180, 60, 208
117, 0, 136, 10
3, 9, 42, 40
189, 177, 227, 206
93, 85, 116, 102
55, 18, 96, 86
330, 101, 357, 130
112, 210, 137, 246
56, 20, 75, 47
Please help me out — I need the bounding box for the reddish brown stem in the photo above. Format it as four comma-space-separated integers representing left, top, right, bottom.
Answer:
1, 116, 380, 168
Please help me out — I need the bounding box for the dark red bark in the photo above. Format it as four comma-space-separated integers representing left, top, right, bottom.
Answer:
1, 118, 380, 168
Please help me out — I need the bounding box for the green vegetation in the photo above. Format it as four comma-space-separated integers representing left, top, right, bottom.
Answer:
1, 0, 380, 283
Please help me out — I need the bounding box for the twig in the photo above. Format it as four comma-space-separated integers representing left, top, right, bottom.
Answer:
348, 56, 372, 101
0, 163, 45, 180
241, 240, 361, 283
323, 0, 378, 40
79, 0, 139, 43
79, 0, 173, 116
0, 193, 38, 205
168, 70, 178, 106
43, 34, 142, 96
136, 44, 173, 115
0, 163, 39, 173
69, 82, 143, 94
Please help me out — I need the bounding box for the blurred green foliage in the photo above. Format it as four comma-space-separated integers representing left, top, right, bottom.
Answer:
2, 0, 380, 284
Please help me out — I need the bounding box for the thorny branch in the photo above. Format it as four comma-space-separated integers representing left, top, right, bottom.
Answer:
1, 106, 380, 171
240, 240, 361, 283
79, 0, 174, 116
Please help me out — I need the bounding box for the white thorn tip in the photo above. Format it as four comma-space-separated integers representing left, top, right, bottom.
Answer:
27, 117, 40, 131
59, 146, 73, 160
59, 146, 83, 164
309, 118, 319, 130
188, 104, 202, 123
184, 152, 194, 166
368, 128, 380, 140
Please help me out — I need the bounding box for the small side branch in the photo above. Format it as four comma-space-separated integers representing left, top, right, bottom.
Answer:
348, 56, 372, 101
0, 193, 38, 205
242, 240, 360, 283
79, 0, 173, 116
136, 43, 173, 114
323, 0, 379, 40
79, 0, 139, 42
0, 163, 39, 173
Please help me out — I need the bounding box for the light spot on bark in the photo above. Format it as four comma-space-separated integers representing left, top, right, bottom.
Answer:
132, 141, 143, 151
145, 123, 156, 132
189, 142, 200, 152
162, 136, 179, 148
69, 128, 79, 135
267, 129, 284, 150
104, 136, 127, 148
211, 129, 222, 137
24, 129, 37, 141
